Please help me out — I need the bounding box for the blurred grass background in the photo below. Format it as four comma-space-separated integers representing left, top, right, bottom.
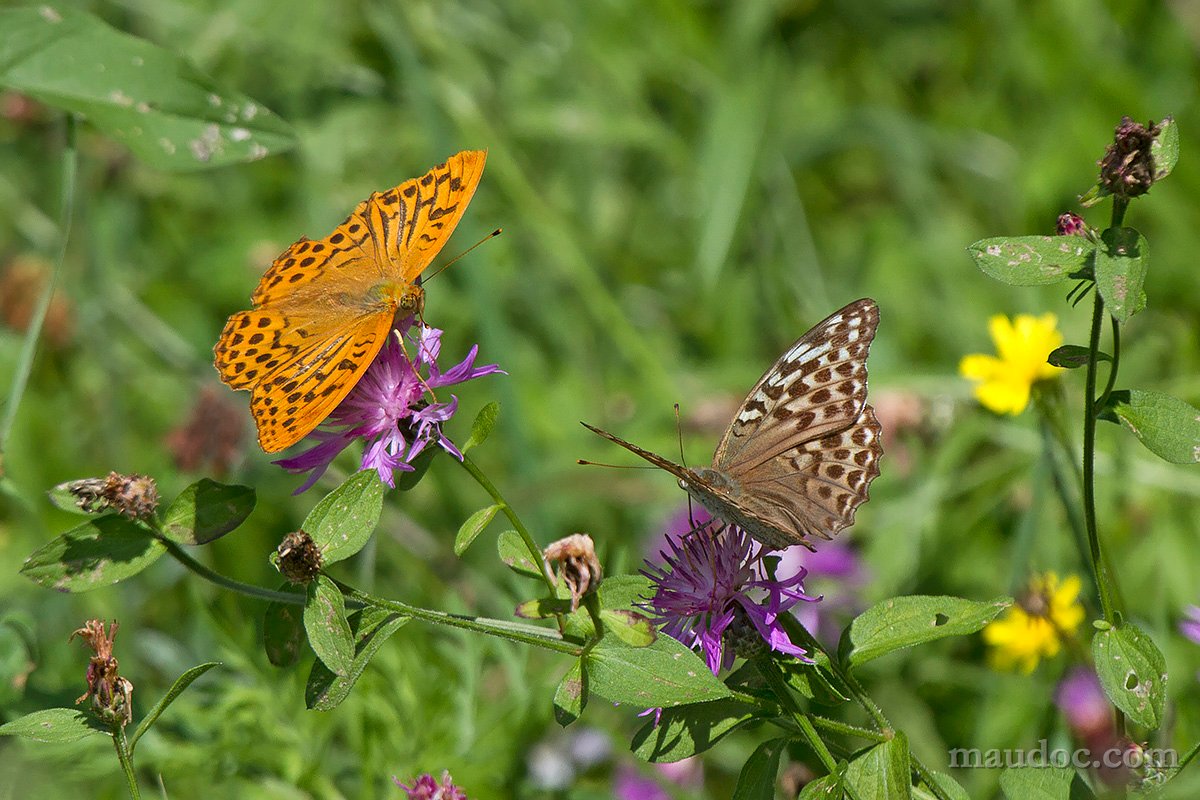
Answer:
2, 0, 1200, 797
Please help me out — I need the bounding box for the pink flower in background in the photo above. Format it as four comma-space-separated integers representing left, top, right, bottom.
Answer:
394, 771, 466, 800
1179, 605, 1200, 645
1054, 667, 1111, 738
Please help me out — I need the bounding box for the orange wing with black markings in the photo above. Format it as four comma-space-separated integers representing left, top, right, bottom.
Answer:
214, 150, 487, 453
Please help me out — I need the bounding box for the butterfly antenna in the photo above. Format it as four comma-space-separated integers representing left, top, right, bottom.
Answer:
422, 228, 502, 285
576, 459, 658, 469
673, 402, 703, 528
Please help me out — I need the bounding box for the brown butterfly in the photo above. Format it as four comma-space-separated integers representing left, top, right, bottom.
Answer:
584, 298, 882, 550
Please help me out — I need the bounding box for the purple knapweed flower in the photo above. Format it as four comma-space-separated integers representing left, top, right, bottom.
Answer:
614, 765, 670, 800
276, 322, 503, 493
775, 539, 868, 644
1180, 605, 1200, 645
642, 521, 818, 675
394, 771, 466, 800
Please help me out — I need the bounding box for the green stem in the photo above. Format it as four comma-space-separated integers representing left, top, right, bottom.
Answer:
112, 724, 140, 800
1097, 315, 1121, 409
0, 115, 77, 458
1036, 401, 1098, 600
458, 453, 557, 593
343, 586, 581, 655
159, 538, 308, 605
756, 657, 858, 798
808, 714, 889, 743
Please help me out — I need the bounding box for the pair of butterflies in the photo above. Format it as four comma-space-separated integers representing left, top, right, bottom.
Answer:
214, 151, 882, 550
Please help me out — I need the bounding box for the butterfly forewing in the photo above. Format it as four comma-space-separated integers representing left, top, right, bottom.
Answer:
715, 299, 879, 472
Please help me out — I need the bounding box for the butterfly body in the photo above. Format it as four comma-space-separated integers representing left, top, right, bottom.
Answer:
215, 150, 486, 453
585, 298, 882, 550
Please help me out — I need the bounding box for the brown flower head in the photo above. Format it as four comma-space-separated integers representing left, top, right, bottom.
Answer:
543, 533, 602, 611
1098, 117, 1162, 199
0, 255, 73, 349
274, 530, 323, 584
64, 472, 159, 519
166, 385, 246, 476
70, 619, 133, 727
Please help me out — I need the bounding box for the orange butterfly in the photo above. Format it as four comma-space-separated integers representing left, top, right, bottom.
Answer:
214, 150, 487, 453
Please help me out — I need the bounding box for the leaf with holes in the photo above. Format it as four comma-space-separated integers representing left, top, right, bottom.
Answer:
968, 236, 1093, 286
0, 7, 295, 171
302, 470, 385, 564
1095, 227, 1148, 323
1093, 623, 1166, 729
1099, 389, 1200, 465
849, 595, 1012, 666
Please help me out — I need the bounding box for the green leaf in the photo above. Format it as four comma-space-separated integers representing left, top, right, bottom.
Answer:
553, 659, 587, 727
264, 591, 305, 667
454, 504, 501, 556
0, 616, 36, 706
462, 401, 500, 453
845, 732, 911, 800
733, 737, 788, 800
781, 650, 850, 706
306, 607, 409, 711
599, 574, 653, 609
304, 576, 353, 677
0, 708, 107, 742
46, 479, 103, 515
20, 515, 166, 592
515, 597, 574, 619
918, 772, 970, 800
1152, 116, 1179, 181
394, 447, 437, 491
799, 773, 846, 799
999, 766, 1095, 799
0, 7, 295, 171
1093, 623, 1167, 729
1095, 227, 1148, 323
632, 698, 758, 762
128, 662, 219, 752
600, 609, 655, 647
586, 632, 731, 708
160, 479, 254, 545
302, 470, 385, 564
1099, 389, 1200, 464
497, 530, 543, 579
1048, 345, 1110, 369
849, 595, 1012, 666
967, 236, 1093, 286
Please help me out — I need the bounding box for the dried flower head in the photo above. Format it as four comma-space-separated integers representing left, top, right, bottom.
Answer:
1098, 117, 1162, 199
544, 533, 602, 611
274, 530, 323, 584
0, 255, 73, 349
70, 619, 133, 727
166, 385, 246, 476
65, 472, 159, 520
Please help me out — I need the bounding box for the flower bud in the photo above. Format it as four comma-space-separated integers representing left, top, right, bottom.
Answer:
274, 530, 323, 584
65, 472, 159, 519
1055, 212, 1089, 237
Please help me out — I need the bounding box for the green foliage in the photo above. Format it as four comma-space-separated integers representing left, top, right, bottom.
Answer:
845, 732, 912, 799
731, 737, 787, 800
1092, 622, 1168, 730
848, 595, 1012, 666
0, 709, 107, 743
632, 699, 758, 762
967, 236, 1093, 286
20, 515, 166, 592
1100, 389, 1200, 464
1095, 227, 1148, 322
454, 503, 501, 555
160, 479, 255, 545
585, 633, 731, 708
300, 470, 385, 564
0, 7, 295, 171
303, 575, 353, 677
999, 767, 1094, 799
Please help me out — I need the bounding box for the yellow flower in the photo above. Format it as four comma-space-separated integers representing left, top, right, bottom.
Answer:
984, 572, 1085, 673
959, 313, 1064, 415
